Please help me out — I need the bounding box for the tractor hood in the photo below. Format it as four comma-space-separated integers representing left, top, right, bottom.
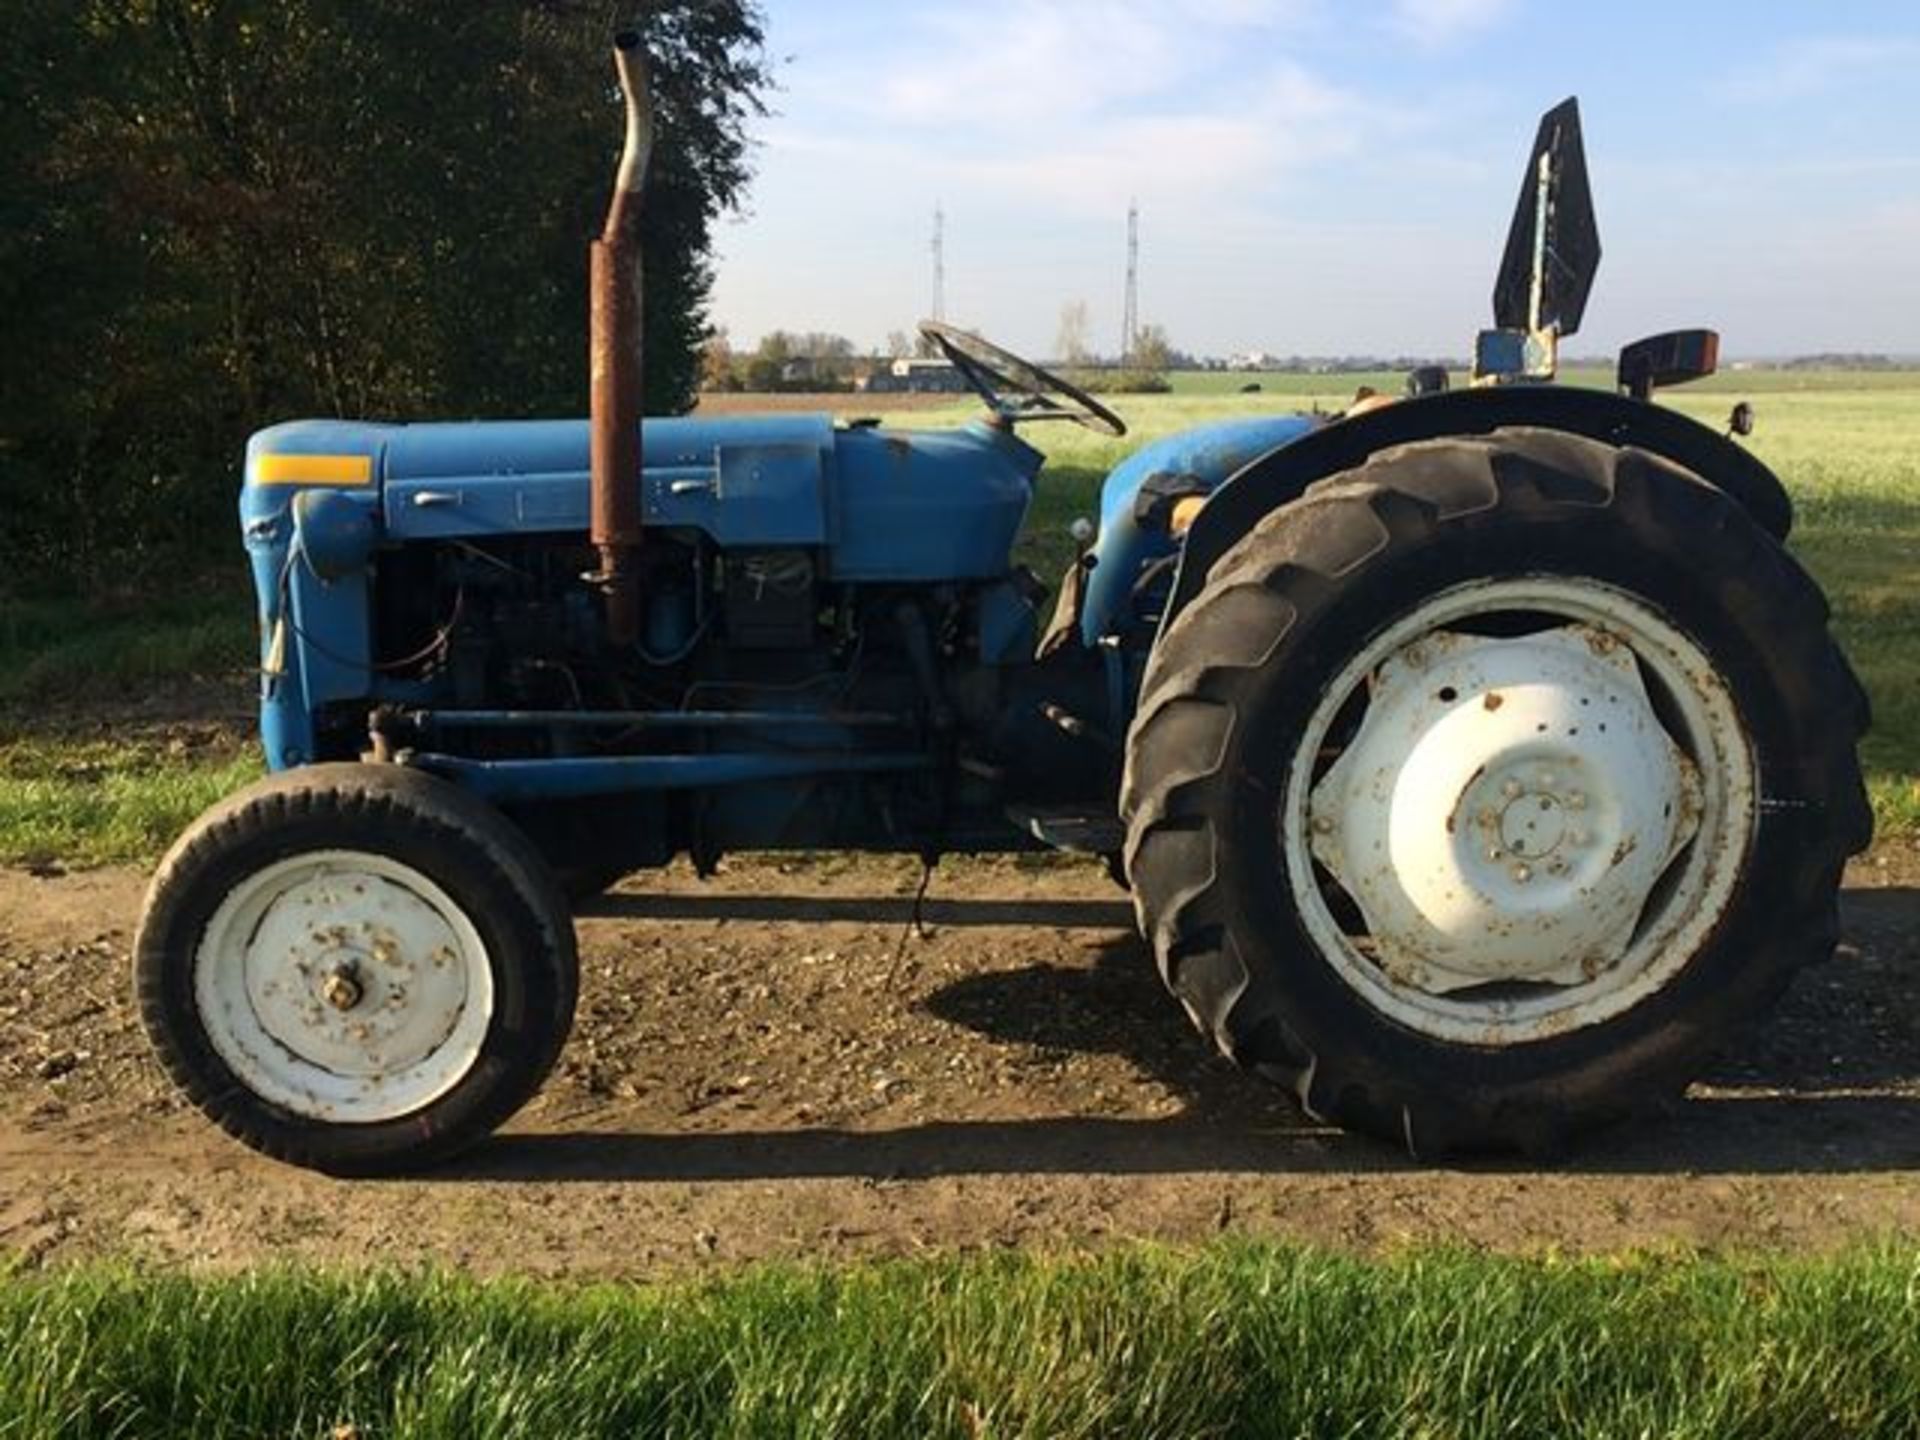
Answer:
1080, 412, 1321, 645
242, 412, 1044, 584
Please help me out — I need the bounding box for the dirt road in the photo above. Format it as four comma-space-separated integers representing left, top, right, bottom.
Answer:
3, 849, 1916, 1273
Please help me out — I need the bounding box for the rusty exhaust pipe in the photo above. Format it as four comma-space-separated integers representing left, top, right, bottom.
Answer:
589, 31, 653, 649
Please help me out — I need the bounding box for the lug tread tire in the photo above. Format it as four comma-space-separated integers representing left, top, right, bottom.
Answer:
1122, 428, 1870, 1156
135, 763, 578, 1176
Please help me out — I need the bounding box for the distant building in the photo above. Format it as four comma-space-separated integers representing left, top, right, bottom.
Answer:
858, 357, 970, 394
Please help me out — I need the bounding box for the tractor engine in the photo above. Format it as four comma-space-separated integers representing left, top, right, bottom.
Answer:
247, 413, 1113, 880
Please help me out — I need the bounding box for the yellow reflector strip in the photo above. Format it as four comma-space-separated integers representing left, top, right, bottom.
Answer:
254, 452, 373, 486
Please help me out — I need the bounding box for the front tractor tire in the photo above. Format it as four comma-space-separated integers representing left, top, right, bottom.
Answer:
135, 764, 578, 1176
1122, 428, 1870, 1156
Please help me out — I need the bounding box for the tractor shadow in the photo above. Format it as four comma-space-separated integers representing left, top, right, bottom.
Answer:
456, 885, 1920, 1182
584, 891, 1137, 929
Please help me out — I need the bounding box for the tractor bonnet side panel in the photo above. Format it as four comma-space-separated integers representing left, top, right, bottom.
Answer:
379, 414, 836, 544
827, 423, 1041, 581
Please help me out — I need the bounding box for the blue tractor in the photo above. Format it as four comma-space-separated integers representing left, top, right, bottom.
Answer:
135, 38, 1870, 1173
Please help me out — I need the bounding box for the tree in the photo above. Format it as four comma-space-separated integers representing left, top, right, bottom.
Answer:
1132, 322, 1174, 373
1055, 301, 1092, 366
885, 330, 914, 360
0, 0, 770, 591
700, 327, 738, 391
742, 330, 789, 391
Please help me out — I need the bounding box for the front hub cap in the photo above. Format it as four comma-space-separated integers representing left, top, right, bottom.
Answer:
194, 852, 494, 1122
319, 963, 366, 1012
1283, 578, 1755, 1046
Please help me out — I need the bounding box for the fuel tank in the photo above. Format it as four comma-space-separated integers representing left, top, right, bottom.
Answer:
1079, 413, 1320, 645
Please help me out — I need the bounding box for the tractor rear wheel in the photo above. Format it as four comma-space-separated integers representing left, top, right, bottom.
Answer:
135, 763, 577, 1175
1121, 428, 1870, 1156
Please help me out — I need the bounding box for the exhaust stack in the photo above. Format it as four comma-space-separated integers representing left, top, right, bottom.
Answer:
589, 31, 653, 648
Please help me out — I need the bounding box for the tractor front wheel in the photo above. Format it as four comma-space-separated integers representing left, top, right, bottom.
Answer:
1121, 428, 1870, 1156
135, 763, 577, 1175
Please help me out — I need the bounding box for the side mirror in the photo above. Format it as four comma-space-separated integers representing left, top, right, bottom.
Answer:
1728, 401, 1755, 438
1617, 329, 1720, 400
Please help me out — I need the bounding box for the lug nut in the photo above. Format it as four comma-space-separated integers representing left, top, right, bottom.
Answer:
320, 965, 364, 1013
1567, 791, 1588, 810
1487, 846, 1504, 861
1502, 779, 1523, 799
1312, 815, 1334, 835
1511, 863, 1533, 884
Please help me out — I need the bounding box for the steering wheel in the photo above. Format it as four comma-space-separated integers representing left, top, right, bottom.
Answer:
919, 321, 1127, 438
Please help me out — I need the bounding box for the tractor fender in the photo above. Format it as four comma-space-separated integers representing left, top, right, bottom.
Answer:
1163, 385, 1792, 632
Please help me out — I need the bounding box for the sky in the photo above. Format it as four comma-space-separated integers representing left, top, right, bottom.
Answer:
705, 0, 1920, 361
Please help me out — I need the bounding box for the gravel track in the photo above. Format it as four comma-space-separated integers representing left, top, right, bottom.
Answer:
2, 849, 1916, 1273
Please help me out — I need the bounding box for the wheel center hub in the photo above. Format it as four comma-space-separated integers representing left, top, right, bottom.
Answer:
233, 868, 475, 1083
1306, 625, 1702, 993
1498, 789, 1566, 858
319, 961, 365, 1012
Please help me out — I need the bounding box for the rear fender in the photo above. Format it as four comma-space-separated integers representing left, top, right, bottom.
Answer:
1164, 385, 1791, 632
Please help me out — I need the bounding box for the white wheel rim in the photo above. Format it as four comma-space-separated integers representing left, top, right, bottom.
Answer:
194, 850, 495, 1122
1282, 576, 1756, 1046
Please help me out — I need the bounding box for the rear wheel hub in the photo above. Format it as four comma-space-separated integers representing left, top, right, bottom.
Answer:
1283, 577, 1754, 1045
1308, 625, 1701, 993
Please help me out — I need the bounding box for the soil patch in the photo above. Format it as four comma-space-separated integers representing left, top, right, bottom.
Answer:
2, 846, 1916, 1273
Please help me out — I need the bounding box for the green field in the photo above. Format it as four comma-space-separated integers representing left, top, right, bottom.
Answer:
3, 1244, 1917, 1439
0, 368, 1914, 862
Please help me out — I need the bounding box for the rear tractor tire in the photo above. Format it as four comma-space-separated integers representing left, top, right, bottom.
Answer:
135, 763, 578, 1176
1122, 428, 1870, 1156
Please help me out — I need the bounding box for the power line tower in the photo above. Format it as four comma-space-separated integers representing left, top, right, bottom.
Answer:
931, 203, 947, 323
1121, 200, 1140, 363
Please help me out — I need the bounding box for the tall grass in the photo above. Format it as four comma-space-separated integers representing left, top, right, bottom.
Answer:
2, 1244, 1917, 1439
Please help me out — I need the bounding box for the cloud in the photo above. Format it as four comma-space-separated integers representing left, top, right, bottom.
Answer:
1715, 34, 1920, 102
770, 0, 1378, 220
1385, 0, 1515, 48
865, 0, 1323, 128
951, 60, 1370, 216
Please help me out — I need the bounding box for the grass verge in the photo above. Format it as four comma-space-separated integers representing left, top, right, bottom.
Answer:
2, 1244, 1917, 1438
0, 738, 260, 868
0, 581, 260, 866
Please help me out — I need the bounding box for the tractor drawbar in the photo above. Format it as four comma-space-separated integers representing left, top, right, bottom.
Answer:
588, 30, 653, 648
